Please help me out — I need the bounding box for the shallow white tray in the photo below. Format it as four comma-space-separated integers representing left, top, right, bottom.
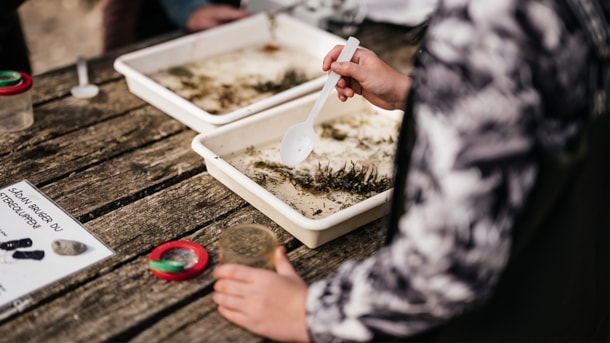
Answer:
114, 13, 347, 133
191, 93, 403, 248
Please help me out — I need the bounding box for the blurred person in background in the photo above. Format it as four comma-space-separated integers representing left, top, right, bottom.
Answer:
158, 0, 247, 32
213, 0, 609, 341
101, 0, 439, 53
0, 0, 31, 74
101, 0, 248, 53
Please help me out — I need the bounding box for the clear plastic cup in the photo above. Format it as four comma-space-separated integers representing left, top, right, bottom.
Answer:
0, 71, 33, 133
218, 223, 278, 270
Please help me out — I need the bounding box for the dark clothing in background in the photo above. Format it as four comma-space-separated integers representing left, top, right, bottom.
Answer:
102, 0, 178, 53
134, 0, 178, 43
0, 0, 31, 74
102, 0, 241, 53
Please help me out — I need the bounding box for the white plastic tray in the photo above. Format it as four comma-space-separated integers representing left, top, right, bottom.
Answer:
114, 13, 347, 133
191, 93, 403, 248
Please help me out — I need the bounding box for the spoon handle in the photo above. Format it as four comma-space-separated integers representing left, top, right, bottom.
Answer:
76, 56, 89, 86
306, 36, 360, 125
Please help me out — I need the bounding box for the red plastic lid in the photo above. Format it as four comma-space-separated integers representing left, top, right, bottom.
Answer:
0, 71, 32, 96
148, 240, 209, 281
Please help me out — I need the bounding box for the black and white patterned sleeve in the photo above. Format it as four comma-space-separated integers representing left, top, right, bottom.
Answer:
305, 0, 587, 341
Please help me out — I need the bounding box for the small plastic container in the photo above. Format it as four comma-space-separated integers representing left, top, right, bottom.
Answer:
0, 70, 34, 133
218, 224, 278, 270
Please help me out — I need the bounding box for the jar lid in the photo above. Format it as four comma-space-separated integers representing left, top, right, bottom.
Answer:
148, 240, 209, 281
0, 71, 21, 86
0, 71, 33, 96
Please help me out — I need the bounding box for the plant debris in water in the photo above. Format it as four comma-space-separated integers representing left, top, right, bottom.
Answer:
250, 160, 392, 197
253, 69, 310, 94
320, 123, 348, 141
149, 43, 323, 115
223, 101, 400, 219
168, 66, 194, 78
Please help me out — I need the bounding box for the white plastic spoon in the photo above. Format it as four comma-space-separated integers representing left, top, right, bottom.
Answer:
71, 56, 99, 99
280, 36, 360, 166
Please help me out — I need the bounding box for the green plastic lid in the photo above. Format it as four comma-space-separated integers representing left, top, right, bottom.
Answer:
149, 259, 185, 273
0, 71, 22, 87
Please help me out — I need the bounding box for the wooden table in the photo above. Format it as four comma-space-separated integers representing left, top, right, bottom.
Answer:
0, 20, 420, 343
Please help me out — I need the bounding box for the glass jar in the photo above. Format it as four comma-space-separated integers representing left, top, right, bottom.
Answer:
218, 223, 278, 270
0, 70, 33, 132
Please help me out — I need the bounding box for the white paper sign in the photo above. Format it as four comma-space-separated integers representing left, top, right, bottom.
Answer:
0, 180, 114, 308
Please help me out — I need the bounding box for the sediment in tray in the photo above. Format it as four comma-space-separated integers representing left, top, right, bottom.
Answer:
226, 108, 399, 219
149, 43, 324, 115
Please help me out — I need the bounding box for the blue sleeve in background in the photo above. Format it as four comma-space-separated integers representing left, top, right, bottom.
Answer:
159, 0, 211, 29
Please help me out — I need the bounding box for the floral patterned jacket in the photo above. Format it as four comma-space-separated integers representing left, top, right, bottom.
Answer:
306, 0, 607, 341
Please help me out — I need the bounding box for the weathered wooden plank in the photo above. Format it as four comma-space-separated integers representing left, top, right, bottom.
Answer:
38, 130, 203, 221
128, 293, 267, 343
0, 203, 285, 342
127, 222, 383, 343
0, 170, 381, 343
0, 79, 148, 157
0, 106, 186, 186
31, 58, 119, 105
86, 179, 285, 257
0, 175, 268, 321
31, 31, 185, 104
0, 221, 380, 343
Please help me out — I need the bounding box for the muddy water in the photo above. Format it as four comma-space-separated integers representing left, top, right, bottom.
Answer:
150, 43, 324, 115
